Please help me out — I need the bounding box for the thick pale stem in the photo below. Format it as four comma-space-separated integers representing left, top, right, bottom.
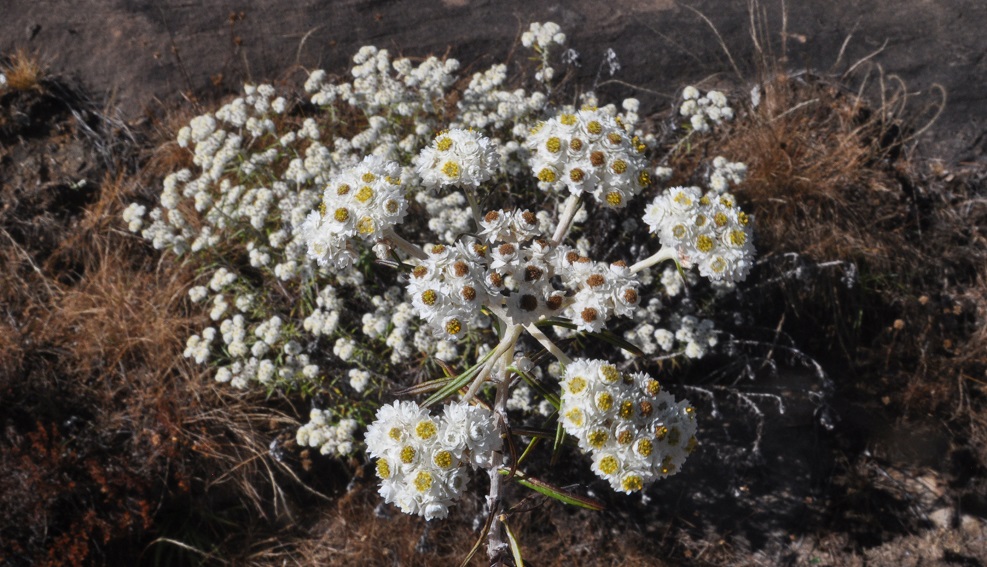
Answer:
630, 246, 678, 274
551, 194, 583, 246
464, 186, 483, 228
485, 337, 515, 563
463, 323, 523, 402
524, 323, 572, 365
381, 227, 427, 261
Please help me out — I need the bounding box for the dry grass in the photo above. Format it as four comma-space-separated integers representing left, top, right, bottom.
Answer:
1, 48, 46, 92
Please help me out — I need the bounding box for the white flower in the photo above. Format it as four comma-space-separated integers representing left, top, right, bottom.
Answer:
415, 129, 498, 191
365, 400, 498, 520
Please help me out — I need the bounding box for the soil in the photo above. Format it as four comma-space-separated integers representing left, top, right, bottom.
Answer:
2, 0, 985, 165
2, 3, 987, 566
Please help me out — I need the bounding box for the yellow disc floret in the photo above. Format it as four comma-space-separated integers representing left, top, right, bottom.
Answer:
599, 455, 619, 475
433, 450, 454, 469
414, 470, 433, 492
333, 207, 350, 222
400, 445, 416, 464
436, 136, 453, 151
621, 475, 644, 492
361, 172, 376, 183
415, 420, 437, 440
442, 160, 461, 178
696, 234, 714, 253
567, 376, 587, 395
445, 318, 462, 336
546, 137, 562, 153
376, 458, 391, 479
588, 429, 609, 449
537, 167, 557, 183
356, 185, 374, 203
421, 289, 438, 306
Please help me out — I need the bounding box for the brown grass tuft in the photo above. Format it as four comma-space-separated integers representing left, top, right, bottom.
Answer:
2, 48, 46, 92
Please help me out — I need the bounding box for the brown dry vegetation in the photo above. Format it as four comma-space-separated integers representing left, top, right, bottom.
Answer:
1, 44, 986, 567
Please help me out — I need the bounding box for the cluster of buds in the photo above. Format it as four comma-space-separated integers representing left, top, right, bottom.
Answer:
679, 86, 734, 133
559, 359, 697, 493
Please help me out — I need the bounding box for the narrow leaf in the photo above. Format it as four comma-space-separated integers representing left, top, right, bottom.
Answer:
504, 519, 525, 567
500, 469, 605, 511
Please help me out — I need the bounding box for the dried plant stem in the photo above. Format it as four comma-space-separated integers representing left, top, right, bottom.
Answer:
630, 246, 678, 274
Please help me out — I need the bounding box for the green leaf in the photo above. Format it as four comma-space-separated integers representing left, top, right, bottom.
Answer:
500, 469, 605, 511
423, 349, 494, 407
504, 519, 525, 567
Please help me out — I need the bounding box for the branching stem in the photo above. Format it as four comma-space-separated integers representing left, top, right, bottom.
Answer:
630, 246, 678, 274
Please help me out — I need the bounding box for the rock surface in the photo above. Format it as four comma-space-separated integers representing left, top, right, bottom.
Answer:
3, 1, 985, 164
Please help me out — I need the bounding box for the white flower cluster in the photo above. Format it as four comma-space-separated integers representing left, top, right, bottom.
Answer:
297, 410, 359, 456
680, 86, 734, 133
365, 400, 501, 520
415, 190, 472, 244
360, 287, 419, 363
300, 155, 409, 270
525, 108, 651, 208
406, 209, 642, 340
454, 64, 547, 136
643, 186, 755, 283
414, 129, 499, 191
708, 156, 747, 193
0, 72, 7, 89
521, 22, 567, 84
559, 359, 697, 493
521, 21, 567, 50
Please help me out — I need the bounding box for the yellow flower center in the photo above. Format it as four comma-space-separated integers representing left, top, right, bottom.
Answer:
400, 445, 415, 464
333, 207, 350, 222
376, 458, 391, 479
414, 470, 433, 492
361, 172, 376, 183
421, 289, 438, 306
546, 137, 562, 153
356, 186, 374, 203
600, 364, 619, 383
445, 318, 462, 336
567, 376, 587, 395
599, 455, 619, 475
621, 475, 644, 492
696, 235, 714, 253
588, 429, 608, 448
441, 160, 461, 178
415, 420, 437, 440
595, 392, 614, 411
537, 168, 557, 183
434, 450, 453, 468
436, 136, 453, 151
